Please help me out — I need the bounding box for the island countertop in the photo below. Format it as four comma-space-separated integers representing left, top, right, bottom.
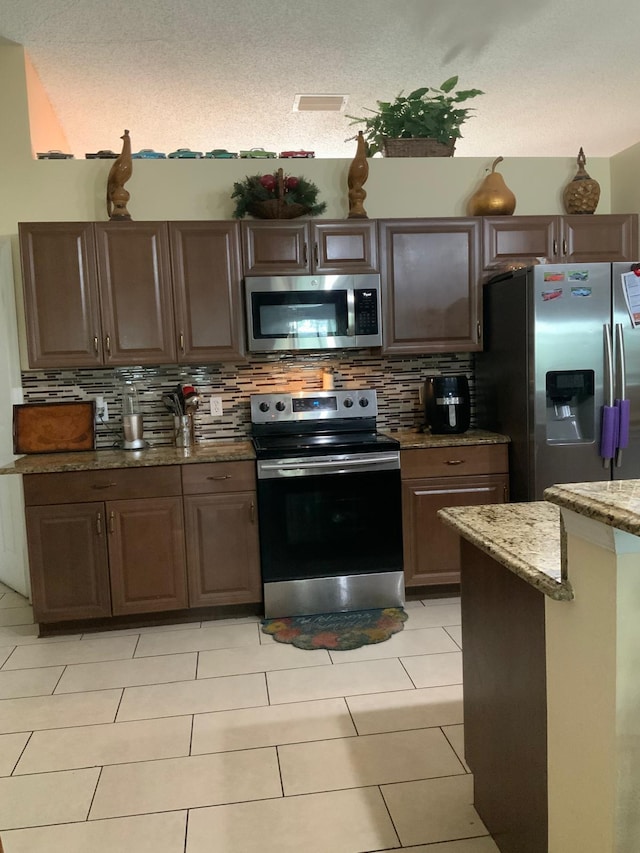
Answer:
438, 501, 573, 601
545, 479, 640, 538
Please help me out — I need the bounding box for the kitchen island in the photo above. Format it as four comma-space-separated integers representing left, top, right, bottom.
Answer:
440, 481, 640, 853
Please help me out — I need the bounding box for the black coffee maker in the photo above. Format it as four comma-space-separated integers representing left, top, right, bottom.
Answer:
424, 375, 471, 434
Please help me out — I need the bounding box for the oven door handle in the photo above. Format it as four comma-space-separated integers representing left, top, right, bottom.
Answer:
258, 453, 400, 478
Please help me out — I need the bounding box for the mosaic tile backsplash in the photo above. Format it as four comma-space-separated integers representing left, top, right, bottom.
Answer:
21, 351, 475, 449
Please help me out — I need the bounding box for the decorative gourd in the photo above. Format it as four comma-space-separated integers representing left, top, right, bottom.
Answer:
467, 156, 516, 216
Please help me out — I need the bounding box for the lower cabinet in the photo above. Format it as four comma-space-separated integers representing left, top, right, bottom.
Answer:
23, 467, 187, 624
401, 444, 509, 587
182, 461, 261, 607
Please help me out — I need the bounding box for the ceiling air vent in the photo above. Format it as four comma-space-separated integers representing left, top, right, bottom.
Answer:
293, 94, 349, 112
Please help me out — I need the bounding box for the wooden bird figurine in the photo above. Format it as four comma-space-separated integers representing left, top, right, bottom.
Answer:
106, 129, 133, 220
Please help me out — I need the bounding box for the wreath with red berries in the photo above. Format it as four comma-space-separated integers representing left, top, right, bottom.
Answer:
231, 168, 327, 219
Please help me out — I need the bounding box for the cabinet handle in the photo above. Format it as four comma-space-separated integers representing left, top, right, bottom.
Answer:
93, 336, 99, 354
562, 238, 567, 256
108, 511, 115, 534
314, 242, 319, 266
446, 459, 464, 465
206, 474, 231, 481
105, 334, 111, 355
179, 333, 185, 353
477, 320, 482, 341
553, 239, 558, 256
250, 501, 256, 524
303, 243, 308, 265
504, 484, 508, 501
91, 482, 117, 489
96, 512, 103, 535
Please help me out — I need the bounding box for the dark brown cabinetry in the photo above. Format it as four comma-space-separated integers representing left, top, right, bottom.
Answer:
483, 214, 638, 270
379, 218, 482, 354
401, 445, 509, 586
19, 220, 245, 369
19, 222, 104, 368
241, 220, 378, 275
169, 221, 244, 362
182, 461, 261, 607
94, 222, 176, 365
23, 467, 187, 624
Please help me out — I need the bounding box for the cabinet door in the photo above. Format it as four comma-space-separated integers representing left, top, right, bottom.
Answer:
95, 222, 176, 365
402, 473, 508, 586
107, 496, 187, 615
241, 221, 310, 274
19, 222, 103, 368
25, 503, 111, 622
379, 218, 481, 354
482, 216, 557, 270
561, 214, 639, 262
184, 492, 261, 606
169, 221, 244, 362
312, 221, 379, 273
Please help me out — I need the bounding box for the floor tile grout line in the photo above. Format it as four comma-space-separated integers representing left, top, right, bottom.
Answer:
9, 730, 34, 777
440, 725, 469, 774
375, 783, 403, 850
84, 764, 103, 824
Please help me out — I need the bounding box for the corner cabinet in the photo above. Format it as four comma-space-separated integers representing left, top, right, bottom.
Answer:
401, 444, 509, 587
482, 213, 639, 269
379, 218, 482, 354
240, 220, 378, 275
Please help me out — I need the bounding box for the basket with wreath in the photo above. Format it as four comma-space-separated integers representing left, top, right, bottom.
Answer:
231, 168, 326, 219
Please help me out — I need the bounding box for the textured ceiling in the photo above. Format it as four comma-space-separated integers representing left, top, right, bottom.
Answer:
1, 0, 639, 159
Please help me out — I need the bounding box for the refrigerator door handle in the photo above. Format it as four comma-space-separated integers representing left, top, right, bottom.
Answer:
615, 323, 630, 466
601, 324, 618, 465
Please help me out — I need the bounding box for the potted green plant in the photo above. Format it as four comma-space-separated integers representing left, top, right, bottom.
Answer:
347, 76, 484, 157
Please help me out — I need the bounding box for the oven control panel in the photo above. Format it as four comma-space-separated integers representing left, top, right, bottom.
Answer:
250, 389, 378, 424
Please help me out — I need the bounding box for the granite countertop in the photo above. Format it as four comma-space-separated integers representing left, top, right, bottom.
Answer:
439, 501, 574, 601
0, 441, 255, 475
545, 479, 640, 538
387, 429, 510, 450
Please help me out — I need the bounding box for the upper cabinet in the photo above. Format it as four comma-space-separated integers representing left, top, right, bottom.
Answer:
169, 221, 244, 362
19, 222, 104, 369
20, 220, 245, 369
379, 218, 482, 354
483, 214, 639, 270
241, 220, 378, 275
94, 222, 176, 365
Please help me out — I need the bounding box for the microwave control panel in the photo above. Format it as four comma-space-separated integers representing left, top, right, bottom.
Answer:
354, 289, 379, 335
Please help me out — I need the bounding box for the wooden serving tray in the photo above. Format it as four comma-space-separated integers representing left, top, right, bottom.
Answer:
13, 401, 95, 454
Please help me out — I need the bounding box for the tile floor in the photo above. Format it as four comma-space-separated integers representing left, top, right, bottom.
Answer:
0, 582, 499, 853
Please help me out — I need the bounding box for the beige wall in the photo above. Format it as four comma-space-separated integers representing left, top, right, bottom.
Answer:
611, 139, 640, 216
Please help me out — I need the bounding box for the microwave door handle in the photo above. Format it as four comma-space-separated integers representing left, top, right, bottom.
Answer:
346, 289, 356, 336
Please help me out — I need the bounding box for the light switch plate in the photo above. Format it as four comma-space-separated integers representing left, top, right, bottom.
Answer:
210, 396, 223, 417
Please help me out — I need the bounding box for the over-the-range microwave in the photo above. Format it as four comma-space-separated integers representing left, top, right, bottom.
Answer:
245, 273, 383, 352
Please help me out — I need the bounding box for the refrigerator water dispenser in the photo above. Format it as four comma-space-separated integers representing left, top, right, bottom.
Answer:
545, 370, 595, 444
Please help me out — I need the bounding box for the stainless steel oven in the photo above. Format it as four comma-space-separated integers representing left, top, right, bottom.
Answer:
251, 390, 404, 618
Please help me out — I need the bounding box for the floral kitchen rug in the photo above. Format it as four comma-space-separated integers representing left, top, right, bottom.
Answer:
260, 607, 408, 651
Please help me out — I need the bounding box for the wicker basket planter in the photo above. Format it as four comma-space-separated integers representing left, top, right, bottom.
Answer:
246, 199, 310, 219
381, 137, 456, 158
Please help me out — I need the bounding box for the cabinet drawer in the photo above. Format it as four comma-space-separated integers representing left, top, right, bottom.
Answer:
401, 445, 508, 480
181, 461, 256, 494
23, 466, 182, 506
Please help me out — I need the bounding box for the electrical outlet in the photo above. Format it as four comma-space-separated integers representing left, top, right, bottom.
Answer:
210, 396, 223, 417
95, 396, 109, 423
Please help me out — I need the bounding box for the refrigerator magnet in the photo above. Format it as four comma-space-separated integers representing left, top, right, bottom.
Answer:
544, 272, 565, 282
568, 270, 589, 281
542, 288, 563, 301
621, 271, 640, 327
570, 287, 592, 297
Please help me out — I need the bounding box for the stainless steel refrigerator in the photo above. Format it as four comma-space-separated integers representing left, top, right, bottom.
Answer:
476, 262, 640, 501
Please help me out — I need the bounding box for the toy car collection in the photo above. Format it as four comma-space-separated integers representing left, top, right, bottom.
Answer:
205, 149, 239, 159
168, 149, 204, 159
240, 148, 277, 159
37, 150, 74, 159
132, 149, 167, 159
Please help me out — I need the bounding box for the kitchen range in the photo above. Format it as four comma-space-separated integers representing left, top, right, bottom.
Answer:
250, 388, 404, 618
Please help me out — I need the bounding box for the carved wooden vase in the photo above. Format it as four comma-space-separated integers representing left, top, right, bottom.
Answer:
563, 148, 600, 214
347, 131, 369, 219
